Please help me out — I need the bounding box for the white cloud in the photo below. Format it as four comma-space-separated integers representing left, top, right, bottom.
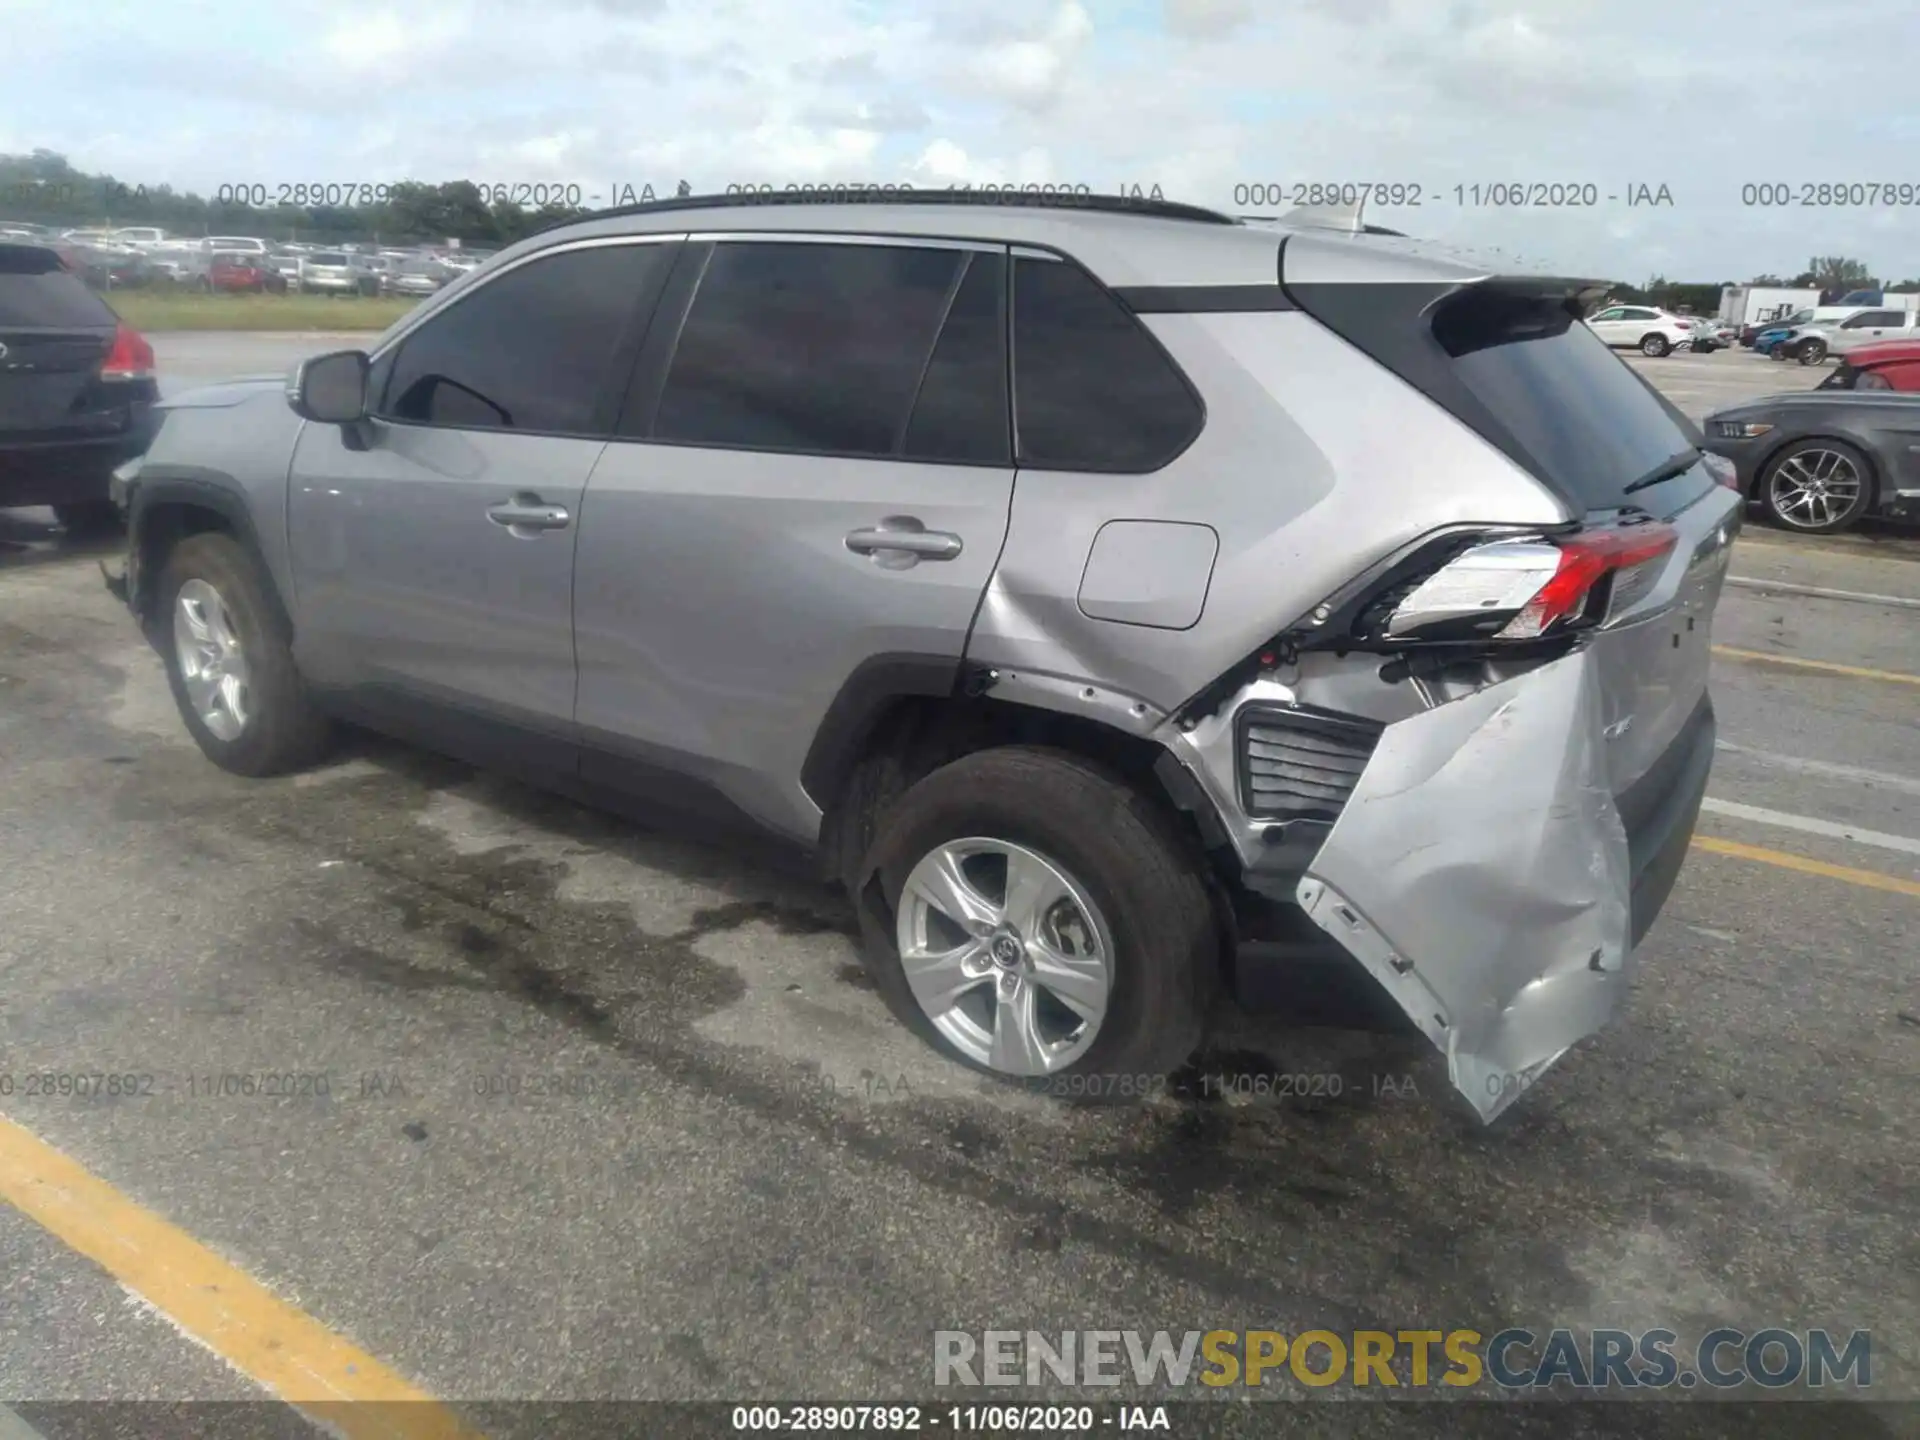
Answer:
1162, 0, 1254, 39
2, 0, 1914, 278
966, 1, 1094, 112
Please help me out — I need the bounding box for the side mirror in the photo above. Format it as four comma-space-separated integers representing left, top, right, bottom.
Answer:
288, 349, 369, 425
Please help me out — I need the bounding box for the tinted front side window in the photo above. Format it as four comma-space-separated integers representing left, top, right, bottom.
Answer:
1011, 256, 1202, 472
653, 241, 967, 458
382, 243, 669, 435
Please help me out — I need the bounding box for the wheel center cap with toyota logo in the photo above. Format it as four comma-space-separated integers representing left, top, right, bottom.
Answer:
990, 933, 1024, 969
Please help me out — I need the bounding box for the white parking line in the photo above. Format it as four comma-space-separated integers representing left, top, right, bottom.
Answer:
1700, 798, 1920, 858
1714, 741, 1920, 798
1724, 576, 1920, 611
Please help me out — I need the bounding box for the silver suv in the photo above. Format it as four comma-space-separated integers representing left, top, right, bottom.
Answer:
108, 192, 1739, 1121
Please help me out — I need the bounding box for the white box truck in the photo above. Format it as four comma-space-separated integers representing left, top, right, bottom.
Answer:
1719, 285, 1824, 326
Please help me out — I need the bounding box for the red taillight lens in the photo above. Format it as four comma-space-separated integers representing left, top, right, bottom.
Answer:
1498, 525, 1678, 639
100, 323, 155, 381
1382, 524, 1678, 643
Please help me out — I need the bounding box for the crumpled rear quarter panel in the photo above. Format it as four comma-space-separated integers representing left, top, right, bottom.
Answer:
1296, 648, 1632, 1123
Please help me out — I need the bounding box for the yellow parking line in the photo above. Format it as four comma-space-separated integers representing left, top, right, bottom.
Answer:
0, 1114, 480, 1440
1692, 835, 1920, 898
1711, 645, 1920, 686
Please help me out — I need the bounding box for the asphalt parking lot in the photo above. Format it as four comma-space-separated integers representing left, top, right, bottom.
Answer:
0, 336, 1916, 1439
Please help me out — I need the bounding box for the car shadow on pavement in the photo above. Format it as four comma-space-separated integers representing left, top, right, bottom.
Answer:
0, 507, 123, 572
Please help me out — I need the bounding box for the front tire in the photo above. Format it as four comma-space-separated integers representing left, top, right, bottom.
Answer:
1640, 333, 1671, 357
1760, 439, 1874, 534
158, 533, 333, 775
854, 747, 1218, 1102
1796, 339, 1828, 366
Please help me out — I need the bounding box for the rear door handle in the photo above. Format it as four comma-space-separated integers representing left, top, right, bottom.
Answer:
488, 492, 571, 534
845, 519, 963, 562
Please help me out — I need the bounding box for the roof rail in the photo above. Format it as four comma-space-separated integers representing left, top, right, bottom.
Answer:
537, 188, 1239, 236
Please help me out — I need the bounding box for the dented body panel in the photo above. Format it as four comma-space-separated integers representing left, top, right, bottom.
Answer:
964, 310, 1572, 718
1296, 651, 1634, 1122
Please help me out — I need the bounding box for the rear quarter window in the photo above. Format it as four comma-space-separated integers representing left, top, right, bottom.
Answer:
1010, 254, 1203, 472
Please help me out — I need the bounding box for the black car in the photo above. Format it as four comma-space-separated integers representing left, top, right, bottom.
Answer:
0, 243, 159, 529
1702, 389, 1920, 534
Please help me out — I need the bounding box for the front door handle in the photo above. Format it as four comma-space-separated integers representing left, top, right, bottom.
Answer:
488, 492, 571, 535
845, 518, 963, 563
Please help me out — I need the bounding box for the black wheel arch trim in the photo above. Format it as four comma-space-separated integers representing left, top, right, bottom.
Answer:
800, 652, 964, 809
125, 466, 292, 637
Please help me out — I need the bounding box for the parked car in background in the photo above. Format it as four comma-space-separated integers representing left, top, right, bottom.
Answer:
439, 249, 495, 275
1704, 388, 1920, 531
1741, 309, 1814, 347
0, 241, 159, 530
1779, 309, 1920, 367
204, 251, 285, 294
110, 227, 169, 249
269, 252, 304, 289
1816, 340, 1920, 392
201, 236, 270, 256
78, 246, 152, 289
354, 255, 391, 295
1584, 303, 1695, 356
297, 251, 360, 294
146, 245, 207, 284
1756, 322, 1804, 358
385, 257, 454, 297
107, 192, 1739, 1122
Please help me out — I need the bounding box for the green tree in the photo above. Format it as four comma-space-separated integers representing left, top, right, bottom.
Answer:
1807, 256, 1875, 292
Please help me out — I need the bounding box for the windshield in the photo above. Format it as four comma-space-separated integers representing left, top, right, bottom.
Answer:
309, 252, 349, 265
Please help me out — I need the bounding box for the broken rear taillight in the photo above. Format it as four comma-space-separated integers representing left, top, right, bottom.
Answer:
1382, 523, 1678, 643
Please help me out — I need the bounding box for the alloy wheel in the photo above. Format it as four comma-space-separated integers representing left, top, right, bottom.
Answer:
895, 838, 1114, 1076
172, 578, 252, 740
1768, 448, 1863, 531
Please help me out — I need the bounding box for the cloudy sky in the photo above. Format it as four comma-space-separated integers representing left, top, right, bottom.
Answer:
4, 0, 1915, 279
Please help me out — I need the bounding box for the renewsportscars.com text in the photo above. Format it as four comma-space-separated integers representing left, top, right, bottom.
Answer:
933, 1328, 1873, 1391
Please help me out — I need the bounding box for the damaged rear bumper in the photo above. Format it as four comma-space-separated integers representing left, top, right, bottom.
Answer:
1169, 648, 1713, 1123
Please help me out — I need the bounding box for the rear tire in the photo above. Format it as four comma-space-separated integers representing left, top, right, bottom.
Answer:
854, 746, 1218, 1103
158, 533, 334, 776
1640, 333, 1671, 357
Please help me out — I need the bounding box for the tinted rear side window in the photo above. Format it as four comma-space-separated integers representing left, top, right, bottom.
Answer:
654, 241, 968, 458
1292, 278, 1704, 515
0, 251, 114, 327
1011, 256, 1202, 471
903, 251, 1010, 465
381, 243, 670, 435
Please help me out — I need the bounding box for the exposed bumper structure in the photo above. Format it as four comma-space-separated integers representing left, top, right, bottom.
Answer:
1296, 651, 1628, 1122
1168, 647, 1715, 1123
